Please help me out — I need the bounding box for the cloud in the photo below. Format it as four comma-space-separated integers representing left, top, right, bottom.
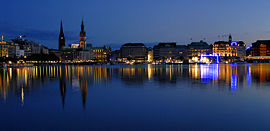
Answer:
1, 26, 76, 40
0, 24, 78, 48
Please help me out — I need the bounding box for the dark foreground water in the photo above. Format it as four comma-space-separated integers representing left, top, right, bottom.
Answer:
1, 64, 270, 130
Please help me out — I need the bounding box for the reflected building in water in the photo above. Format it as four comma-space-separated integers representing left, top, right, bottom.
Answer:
1, 64, 270, 105
60, 66, 66, 108
80, 79, 88, 109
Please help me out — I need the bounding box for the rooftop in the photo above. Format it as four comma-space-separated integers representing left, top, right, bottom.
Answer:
157, 42, 176, 47
122, 43, 145, 47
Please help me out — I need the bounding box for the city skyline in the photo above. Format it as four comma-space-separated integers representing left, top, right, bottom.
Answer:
1, 0, 270, 49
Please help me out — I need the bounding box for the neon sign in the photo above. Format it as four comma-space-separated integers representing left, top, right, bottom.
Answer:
231, 41, 238, 46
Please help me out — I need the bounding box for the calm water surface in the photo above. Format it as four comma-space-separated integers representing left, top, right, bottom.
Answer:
1, 64, 270, 130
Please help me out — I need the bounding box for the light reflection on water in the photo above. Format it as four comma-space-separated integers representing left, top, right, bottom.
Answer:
1, 64, 270, 130
1, 64, 270, 103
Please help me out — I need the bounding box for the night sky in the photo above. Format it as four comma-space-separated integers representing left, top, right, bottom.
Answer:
1, 0, 270, 49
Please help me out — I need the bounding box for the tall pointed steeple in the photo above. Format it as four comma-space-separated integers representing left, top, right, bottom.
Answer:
60, 21, 64, 34
59, 20, 65, 50
229, 34, 232, 43
81, 19, 84, 32
79, 19, 87, 48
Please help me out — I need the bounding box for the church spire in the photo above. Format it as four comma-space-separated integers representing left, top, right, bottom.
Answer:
59, 20, 65, 50
79, 18, 87, 48
229, 34, 232, 43
81, 19, 85, 32
60, 20, 64, 34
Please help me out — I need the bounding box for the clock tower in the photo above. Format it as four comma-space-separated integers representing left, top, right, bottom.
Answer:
79, 19, 87, 48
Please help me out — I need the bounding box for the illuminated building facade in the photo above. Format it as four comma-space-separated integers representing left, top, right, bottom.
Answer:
61, 48, 93, 62
12, 38, 48, 57
0, 36, 26, 58
120, 43, 148, 62
79, 20, 87, 48
70, 44, 80, 48
187, 40, 212, 57
213, 41, 233, 57
92, 46, 111, 62
213, 35, 246, 61
147, 48, 153, 62
0, 36, 9, 57
251, 40, 270, 56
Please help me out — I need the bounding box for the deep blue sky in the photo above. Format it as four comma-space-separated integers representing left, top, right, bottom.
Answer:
1, 0, 270, 49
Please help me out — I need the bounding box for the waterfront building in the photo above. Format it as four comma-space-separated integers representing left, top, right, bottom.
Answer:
31, 44, 49, 55
236, 41, 246, 60
61, 47, 93, 62
8, 43, 25, 58
153, 42, 177, 61
0, 36, 10, 57
213, 35, 246, 61
61, 48, 78, 62
176, 45, 187, 59
251, 40, 270, 56
0, 36, 28, 58
49, 49, 62, 58
60, 19, 94, 62
19, 40, 32, 56
12, 38, 48, 57
246, 46, 252, 57
185, 41, 213, 63
120, 43, 148, 62
78, 50, 93, 61
59, 21, 65, 50
7, 42, 17, 58
92, 46, 111, 62
16, 47, 25, 58
147, 48, 154, 62
110, 50, 121, 62
187, 40, 212, 58
79, 20, 87, 48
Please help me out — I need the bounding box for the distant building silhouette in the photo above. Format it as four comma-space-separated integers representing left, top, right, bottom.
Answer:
59, 21, 65, 50
176, 45, 187, 59
120, 43, 148, 62
229, 34, 232, 43
153, 42, 177, 60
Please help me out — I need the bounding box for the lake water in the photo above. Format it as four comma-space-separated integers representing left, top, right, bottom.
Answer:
1, 64, 270, 130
